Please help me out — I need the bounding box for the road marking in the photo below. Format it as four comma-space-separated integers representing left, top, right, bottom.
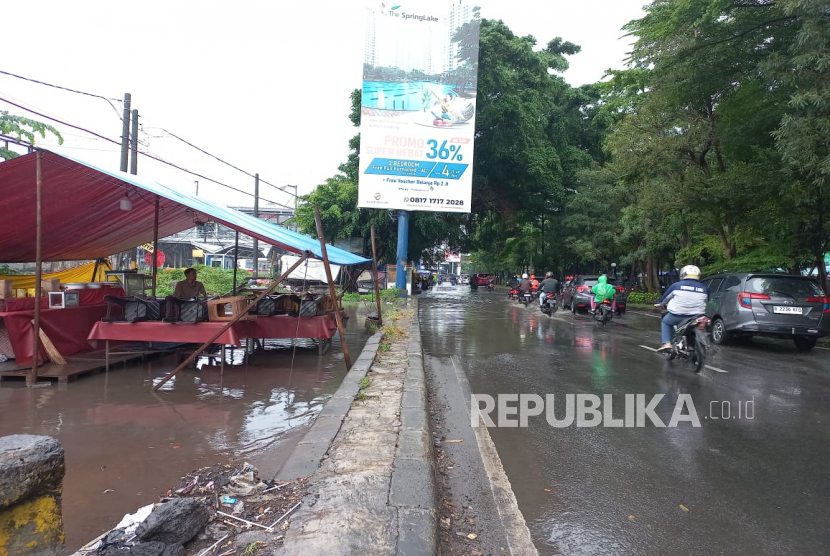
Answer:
630, 311, 661, 319
638, 345, 729, 373
816, 346, 830, 351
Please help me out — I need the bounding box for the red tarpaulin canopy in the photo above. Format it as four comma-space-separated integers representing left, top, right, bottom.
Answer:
0, 150, 369, 265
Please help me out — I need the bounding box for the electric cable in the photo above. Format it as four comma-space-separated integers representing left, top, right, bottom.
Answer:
0, 69, 123, 118
0, 95, 296, 212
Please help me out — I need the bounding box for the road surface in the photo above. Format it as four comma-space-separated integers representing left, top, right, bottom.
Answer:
419, 285, 830, 555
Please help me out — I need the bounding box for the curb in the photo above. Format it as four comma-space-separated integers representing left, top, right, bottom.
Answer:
273, 330, 384, 482
391, 299, 438, 556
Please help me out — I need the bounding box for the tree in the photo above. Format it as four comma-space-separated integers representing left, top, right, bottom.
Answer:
0, 111, 63, 160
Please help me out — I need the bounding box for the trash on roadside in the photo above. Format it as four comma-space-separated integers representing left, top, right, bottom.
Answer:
71, 462, 308, 556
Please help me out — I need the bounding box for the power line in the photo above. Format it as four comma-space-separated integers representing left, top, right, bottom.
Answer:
142, 125, 300, 199
0, 69, 300, 199
0, 96, 297, 212
0, 69, 123, 119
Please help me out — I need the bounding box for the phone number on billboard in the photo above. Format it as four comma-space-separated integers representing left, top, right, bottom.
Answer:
404, 198, 465, 206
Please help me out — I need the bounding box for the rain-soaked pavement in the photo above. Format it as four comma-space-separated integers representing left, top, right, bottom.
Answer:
419, 285, 830, 555
0, 304, 371, 552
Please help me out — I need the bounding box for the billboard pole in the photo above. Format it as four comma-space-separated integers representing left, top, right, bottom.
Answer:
395, 210, 409, 293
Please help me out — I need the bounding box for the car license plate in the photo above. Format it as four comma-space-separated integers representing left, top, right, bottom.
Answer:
773, 306, 802, 315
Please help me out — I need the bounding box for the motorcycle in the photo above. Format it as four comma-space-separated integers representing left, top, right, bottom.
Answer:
664, 312, 710, 373
540, 292, 558, 316
593, 299, 615, 325
508, 287, 519, 300
520, 290, 534, 307
486, 281, 495, 291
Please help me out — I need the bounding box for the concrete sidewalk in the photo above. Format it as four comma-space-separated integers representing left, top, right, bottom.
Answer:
274, 302, 437, 555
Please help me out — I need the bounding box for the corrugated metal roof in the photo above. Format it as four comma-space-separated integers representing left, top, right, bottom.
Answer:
0, 150, 370, 265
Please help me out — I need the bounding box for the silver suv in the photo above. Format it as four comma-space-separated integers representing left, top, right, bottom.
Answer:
701, 273, 829, 351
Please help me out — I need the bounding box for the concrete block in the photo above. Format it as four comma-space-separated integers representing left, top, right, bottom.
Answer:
395, 430, 432, 461
400, 406, 428, 432
0, 435, 64, 510
390, 459, 436, 509
396, 508, 438, 556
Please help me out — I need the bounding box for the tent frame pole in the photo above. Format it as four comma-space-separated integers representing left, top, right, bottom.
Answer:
371, 226, 383, 327
152, 196, 159, 298
232, 230, 239, 293
151, 253, 310, 392
314, 205, 352, 370
29, 150, 43, 385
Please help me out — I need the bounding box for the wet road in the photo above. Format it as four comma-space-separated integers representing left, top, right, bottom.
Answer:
419, 285, 830, 555
0, 304, 371, 551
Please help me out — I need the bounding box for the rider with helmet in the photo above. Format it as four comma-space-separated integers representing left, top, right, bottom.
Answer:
539, 272, 560, 307
590, 274, 616, 313
656, 265, 709, 351
530, 274, 540, 291
518, 273, 532, 293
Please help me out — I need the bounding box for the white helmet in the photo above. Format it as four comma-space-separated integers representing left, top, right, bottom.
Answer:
522, 273, 528, 279
680, 265, 701, 280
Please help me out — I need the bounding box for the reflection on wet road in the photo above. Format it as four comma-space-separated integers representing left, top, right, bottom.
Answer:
419, 285, 830, 555
0, 304, 370, 551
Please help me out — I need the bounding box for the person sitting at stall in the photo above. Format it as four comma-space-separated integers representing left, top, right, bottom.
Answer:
164, 268, 207, 322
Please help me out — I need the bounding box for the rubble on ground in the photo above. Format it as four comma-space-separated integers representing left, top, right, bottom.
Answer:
72, 462, 307, 556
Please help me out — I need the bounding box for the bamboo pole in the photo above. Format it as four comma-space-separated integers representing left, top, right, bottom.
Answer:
314, 205, 352, 369
151, 196, 160, 298
30, 150, 43, 385
152, 253, 310, 392
371, 226, 383, 327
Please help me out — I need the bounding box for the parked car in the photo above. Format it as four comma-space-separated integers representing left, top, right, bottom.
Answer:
460, 274, 470, 284
701, 273, 829, 351
562, 275, 627, 315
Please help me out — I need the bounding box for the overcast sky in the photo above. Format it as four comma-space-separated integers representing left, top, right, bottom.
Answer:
0, 0, 645, 210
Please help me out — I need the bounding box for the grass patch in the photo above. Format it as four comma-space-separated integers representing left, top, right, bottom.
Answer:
379, 341, 391, 353
342, 289, 402, 302
382, 323, 406, 340
355, 376, 372, 402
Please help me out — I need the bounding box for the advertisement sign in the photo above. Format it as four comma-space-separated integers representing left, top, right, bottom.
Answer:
358, 1, 481, 213
445, 250, 461, 263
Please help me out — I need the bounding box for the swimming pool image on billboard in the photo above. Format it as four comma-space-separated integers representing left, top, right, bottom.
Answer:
362, 81, 458, 111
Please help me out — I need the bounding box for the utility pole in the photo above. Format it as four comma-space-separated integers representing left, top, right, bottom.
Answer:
253, 173, 259, 279
120, 93, 131, 172
129, 109, 139, 175
395, 210, 409, 294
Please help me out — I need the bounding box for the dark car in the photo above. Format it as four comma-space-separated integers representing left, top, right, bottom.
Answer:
701, 273, 829, 351
562, 275, 627, 315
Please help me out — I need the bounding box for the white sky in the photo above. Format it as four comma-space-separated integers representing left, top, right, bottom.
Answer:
0, 0, 645, 210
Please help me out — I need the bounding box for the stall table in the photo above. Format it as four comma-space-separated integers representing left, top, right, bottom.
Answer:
87, 314, 338, 370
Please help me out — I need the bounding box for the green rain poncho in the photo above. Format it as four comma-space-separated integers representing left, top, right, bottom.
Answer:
591, 275, 616, 302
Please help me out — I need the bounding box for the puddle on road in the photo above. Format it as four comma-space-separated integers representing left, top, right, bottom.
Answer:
0, 304, 371, 551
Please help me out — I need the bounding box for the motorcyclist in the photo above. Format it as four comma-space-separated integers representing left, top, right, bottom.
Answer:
539, 272, 560, 307
530, 274, 540, 291
518, 273, 532, 293
590, 274, 616, 313
655, 265, 709, 351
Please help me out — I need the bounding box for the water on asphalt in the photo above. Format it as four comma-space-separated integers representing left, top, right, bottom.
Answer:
419, 285, 830, 555
0, 304, 371, 552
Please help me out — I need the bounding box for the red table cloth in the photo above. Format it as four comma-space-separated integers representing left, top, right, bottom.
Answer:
87, 315, 337, 348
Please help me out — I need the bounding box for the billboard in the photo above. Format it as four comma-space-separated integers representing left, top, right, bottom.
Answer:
358, 1, 481, 213
445, 250, 461, 263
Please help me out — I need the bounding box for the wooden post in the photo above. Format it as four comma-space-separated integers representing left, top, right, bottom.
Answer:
29, 151, 43, 385
152, 253, 309, 392
371, 226, 383, 327
151, 196, 160, 298
314, 205, 352, 369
